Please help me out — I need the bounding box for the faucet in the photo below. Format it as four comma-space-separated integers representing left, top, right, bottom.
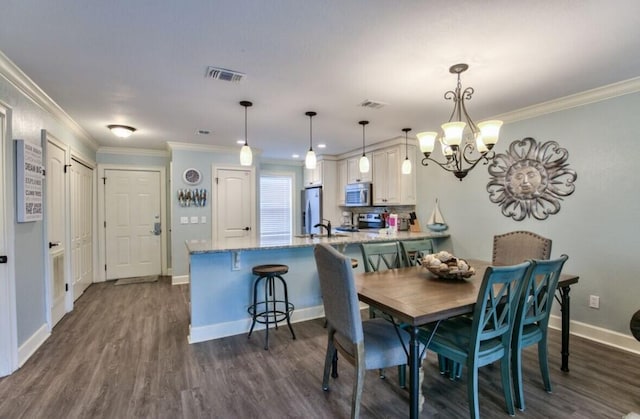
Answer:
314, 219, 332, 237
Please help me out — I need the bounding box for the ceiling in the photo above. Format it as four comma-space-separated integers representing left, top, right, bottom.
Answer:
1, 1, 640, 161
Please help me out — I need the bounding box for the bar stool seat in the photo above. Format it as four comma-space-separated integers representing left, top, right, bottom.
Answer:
247, 264, 296, 350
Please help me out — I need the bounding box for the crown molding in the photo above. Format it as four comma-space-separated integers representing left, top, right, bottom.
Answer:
0, 50, 98, 151
166, 141, 263, 156
495, 76, 640, 123
97, 146, 169, 158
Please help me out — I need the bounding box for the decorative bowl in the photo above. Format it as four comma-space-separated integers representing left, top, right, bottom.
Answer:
422, 251, 475, 280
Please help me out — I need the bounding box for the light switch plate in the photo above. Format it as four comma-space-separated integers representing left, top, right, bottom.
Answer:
180, 216, 189, 224
190, 216, 199, 224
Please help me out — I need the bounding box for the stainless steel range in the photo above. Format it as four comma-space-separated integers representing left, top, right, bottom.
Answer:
358, 213, 384, 230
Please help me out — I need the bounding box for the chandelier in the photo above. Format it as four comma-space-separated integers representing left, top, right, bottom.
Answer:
417, 64, 503, 180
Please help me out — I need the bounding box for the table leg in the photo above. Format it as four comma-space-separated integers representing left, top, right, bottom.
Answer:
559, 285, 571, 372
409, 326, 420, 419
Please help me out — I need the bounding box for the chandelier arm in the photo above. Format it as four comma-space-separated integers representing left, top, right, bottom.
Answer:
421, 155, 461, 173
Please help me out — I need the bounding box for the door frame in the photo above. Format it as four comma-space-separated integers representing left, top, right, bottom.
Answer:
211, 164, 257, 242
43, 129, 72, 329
97, 164, 167, 282
0, 102, 18, 376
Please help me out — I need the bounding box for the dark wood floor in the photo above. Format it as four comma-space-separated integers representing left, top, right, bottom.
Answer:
1, 277, 638, 418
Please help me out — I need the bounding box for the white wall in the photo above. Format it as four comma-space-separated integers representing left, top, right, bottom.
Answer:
414, 90, 640, 339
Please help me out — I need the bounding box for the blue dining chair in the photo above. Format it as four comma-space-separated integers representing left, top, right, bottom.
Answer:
314, 243, 418, 419
511, 255, 568, 411
399, 238, 434, 267
418, 261, 532, 419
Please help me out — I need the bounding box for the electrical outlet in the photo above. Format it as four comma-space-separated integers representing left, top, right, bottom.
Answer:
589, 295, 600, 309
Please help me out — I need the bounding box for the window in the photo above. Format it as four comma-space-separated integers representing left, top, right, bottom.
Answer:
260, 173, 293, 241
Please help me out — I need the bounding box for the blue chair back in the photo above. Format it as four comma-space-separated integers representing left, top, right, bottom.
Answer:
360, 241, 403, 272
399, 238, 434, 267
472, 262, 532, 351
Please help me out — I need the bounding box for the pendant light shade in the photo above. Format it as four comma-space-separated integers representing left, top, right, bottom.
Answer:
305, 111, 317, 170
359, 120, 370, 173
239, 101, 253, 166
401, 128, 412, 175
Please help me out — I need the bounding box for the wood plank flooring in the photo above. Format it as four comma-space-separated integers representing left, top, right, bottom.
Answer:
1, 277, 638, 418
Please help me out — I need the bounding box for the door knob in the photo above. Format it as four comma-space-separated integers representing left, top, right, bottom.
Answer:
49, 241, 61, 249
243, 227, 251, 231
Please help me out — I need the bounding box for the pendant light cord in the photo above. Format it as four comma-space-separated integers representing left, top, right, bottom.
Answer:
244, 106, 248, 146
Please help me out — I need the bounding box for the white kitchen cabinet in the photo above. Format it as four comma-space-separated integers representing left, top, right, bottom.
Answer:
304, 160, 324, 187
346, 154, 372, 184
336, 159, 347, 205
372, 145, 416, 205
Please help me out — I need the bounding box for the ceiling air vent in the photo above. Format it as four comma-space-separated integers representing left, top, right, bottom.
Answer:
205, 66, 245, 82
359, 99, 386, 109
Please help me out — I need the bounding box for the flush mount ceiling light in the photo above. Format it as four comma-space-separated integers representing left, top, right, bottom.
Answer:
359, 120, 370, 173
107, 124, 136, 138
239, 101, 253, 166
417, 63, 503, 181
401, 128, 412, 175
305, 111, 317, 170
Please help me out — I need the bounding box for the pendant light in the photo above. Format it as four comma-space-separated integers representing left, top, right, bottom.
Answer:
358, 120, 370, 173
401, 128, 412, 175
239, 101, 253, 166
305, 111, 317, 170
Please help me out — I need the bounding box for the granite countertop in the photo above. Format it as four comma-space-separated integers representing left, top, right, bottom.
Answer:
186, 230, 449, 254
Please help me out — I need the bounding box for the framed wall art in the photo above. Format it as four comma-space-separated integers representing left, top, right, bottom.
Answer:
486, 137, 577, 221
15, 139, 44, 222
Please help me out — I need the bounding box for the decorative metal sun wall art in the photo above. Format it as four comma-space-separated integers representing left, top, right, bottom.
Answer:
486, 137, 577, 221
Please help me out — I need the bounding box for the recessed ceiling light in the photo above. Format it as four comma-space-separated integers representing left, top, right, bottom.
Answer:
292, 154, 300, 159
236, 140, 245, 145
318, 143, 326, 149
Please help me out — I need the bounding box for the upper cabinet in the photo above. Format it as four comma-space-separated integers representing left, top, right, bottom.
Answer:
346, 154, 372, 184
304, 160, 324, 187
372, 145, 416, 206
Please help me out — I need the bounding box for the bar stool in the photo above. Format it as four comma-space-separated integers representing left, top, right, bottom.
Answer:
247, 264, 296, 350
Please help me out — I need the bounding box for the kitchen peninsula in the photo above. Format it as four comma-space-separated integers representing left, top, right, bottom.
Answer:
186, 230, 450, 343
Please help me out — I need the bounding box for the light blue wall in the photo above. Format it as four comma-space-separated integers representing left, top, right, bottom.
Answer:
414, 91, 640, 336
1, 75, 96, 345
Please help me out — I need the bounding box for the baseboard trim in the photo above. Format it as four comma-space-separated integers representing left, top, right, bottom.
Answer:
172, 275, 189, 286
188, 305, 325, 344
549, 315, 640, 355
18, 323, 50, 367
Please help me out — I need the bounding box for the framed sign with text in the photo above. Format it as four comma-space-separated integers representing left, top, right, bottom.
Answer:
15, 139, 43, 222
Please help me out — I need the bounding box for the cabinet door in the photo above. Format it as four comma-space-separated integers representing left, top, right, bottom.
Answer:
400, 145, 417, 205
337, 159, 347, 205
347, 155, 372, 183
304, 160, 323, 187
372, 148, 401, 205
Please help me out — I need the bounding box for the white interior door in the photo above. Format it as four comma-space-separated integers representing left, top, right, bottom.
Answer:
0, 107, 17, 376
46, 140, 67, 327
214, 167, 254, 241
70, 159, 93, 298
105, 169, 161, 280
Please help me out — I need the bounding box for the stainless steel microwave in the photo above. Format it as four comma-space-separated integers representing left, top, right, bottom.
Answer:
345, 183, 372, 207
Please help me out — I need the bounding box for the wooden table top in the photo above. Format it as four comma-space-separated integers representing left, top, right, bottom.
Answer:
354, 259, 579, 327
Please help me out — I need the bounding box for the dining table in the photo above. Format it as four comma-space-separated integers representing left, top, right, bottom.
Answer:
354, 259, 579, 419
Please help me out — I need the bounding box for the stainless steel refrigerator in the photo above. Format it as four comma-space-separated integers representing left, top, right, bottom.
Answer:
301, 186, 322, 235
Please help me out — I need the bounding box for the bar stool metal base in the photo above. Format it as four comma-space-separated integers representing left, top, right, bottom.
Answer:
247, 264, 296, 350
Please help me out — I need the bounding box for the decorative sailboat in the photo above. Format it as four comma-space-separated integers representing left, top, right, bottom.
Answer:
427, 199, 448, 232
